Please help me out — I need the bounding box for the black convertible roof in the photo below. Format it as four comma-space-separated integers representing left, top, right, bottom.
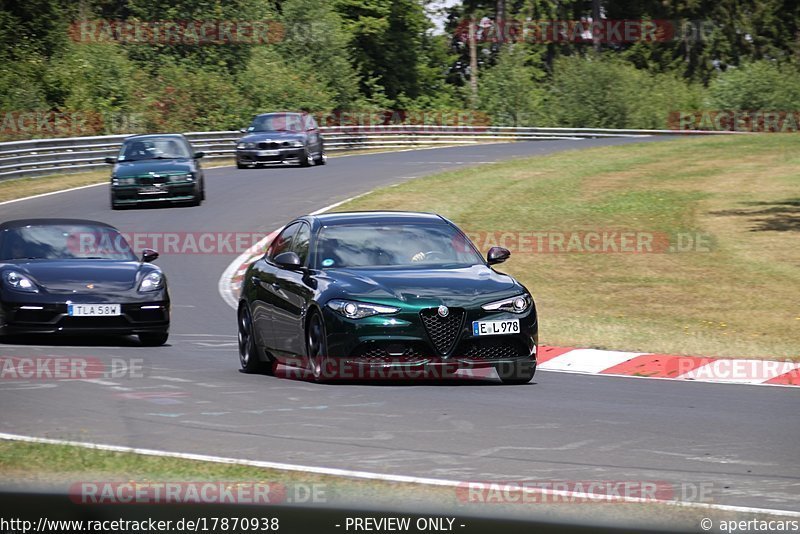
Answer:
0, 219, 117, 231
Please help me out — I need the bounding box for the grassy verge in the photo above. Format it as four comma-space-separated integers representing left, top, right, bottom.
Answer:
336, 135, 800, 360
1, 440, 790, 527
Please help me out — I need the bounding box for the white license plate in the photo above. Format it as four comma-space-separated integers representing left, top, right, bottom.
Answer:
68, 304, 121, 317
139, 186, 165, 195
472, 319, 520, 336
258, 150, 279, 156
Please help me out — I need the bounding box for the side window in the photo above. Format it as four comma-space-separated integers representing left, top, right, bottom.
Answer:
291, 224, 311, 265
304, 115, 317, 132
269, 223, 300, 259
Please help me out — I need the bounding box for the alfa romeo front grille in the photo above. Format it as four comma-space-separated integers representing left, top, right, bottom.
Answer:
419, 308, 464, 356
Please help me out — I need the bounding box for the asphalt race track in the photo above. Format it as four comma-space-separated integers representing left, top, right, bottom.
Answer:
1, 139, 798, 513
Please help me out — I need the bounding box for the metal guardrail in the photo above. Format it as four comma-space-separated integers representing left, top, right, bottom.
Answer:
0, 126, 739, 181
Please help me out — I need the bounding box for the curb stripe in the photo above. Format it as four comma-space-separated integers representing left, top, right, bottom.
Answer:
538, 349, 644, 374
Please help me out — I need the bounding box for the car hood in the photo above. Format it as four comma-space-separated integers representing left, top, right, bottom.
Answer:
114, 159, 194, 179
322, 264, 521, 306
239, 132, 306, 143
3, 260, 148, 292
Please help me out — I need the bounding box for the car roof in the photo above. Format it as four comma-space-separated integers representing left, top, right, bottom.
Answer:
123, 134, 187, 142
0, 218, 118, 231
310, 211, 446, 226
255, 112, 303, 117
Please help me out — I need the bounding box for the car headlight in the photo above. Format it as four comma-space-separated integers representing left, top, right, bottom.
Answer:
290, 141, 304, 147
112, 177, 136, 186
481, 294, 531, 313
138, 271, 164, 292
327, 299, 400, 319
236, 142, 246, 149
2, 271, 38, 293
168, 173, 193, 182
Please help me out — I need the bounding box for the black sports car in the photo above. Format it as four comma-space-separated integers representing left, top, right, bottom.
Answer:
238, 211, 537, 384
235, 112, 326, 168
106, 134, 206, 209
0, 219, 170, 345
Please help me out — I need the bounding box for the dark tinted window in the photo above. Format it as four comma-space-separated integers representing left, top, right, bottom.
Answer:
0, 224, 138, 261
291, 224, 311, 265
119, 137, 191, 162
270, 223, 300, 259
313, 223, 483, 269
249, 113, 304, 133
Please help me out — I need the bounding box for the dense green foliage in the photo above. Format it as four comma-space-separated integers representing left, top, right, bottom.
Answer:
1, 0, 798, 139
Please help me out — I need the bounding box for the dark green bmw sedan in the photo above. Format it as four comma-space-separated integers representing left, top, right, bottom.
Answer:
106, 134, 206, 209
238, 211, 538, 384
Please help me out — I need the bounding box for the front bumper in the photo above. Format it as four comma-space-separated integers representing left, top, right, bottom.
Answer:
236, 148, 304, 164
319, 303, 537, 378
0, 292, 170, 336
111, 182, 198, 205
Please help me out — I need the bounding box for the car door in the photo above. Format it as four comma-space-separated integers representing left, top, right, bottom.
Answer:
270, 222, 315, 359
250, 223, 300, 354
304, 115, 322, 156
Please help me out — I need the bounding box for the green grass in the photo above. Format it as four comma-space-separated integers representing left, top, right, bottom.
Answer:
336, 135, 800, 360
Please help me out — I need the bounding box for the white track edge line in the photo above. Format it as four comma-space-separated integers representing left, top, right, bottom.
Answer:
0, 181, 108, 206
1, 432, 798, 517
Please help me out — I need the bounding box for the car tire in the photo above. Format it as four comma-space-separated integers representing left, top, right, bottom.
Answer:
314, 151, 327, 165
139, 332, 169, 346
306, 312, 331, 382
238, 304, 270, 374
110, 193, 122, 210
236, 159, 248, 169
299, 149, 313, 167
497, 361, 535, 385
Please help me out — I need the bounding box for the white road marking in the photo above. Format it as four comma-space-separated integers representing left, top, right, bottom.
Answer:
0, 431, 798, 518
538, 349, 643, 374
0, 182, 108, 206
151, 376, 192, 383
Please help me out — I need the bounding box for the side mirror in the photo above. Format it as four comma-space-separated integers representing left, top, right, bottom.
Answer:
141, 249, 159, 263
239, 128, 247, 133
487, 246, 511, 265
274, 251, 303, 270
104, 156, 117, 164
194, 151, 205, 159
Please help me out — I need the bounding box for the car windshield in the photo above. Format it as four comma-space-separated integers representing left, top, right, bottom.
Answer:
0, 224, 138, 261
248, 113, 304, 132
313, 223, 484, 269
118, 136, 191, 162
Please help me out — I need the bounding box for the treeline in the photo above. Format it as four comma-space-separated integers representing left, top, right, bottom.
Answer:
1, 0, 799, 139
